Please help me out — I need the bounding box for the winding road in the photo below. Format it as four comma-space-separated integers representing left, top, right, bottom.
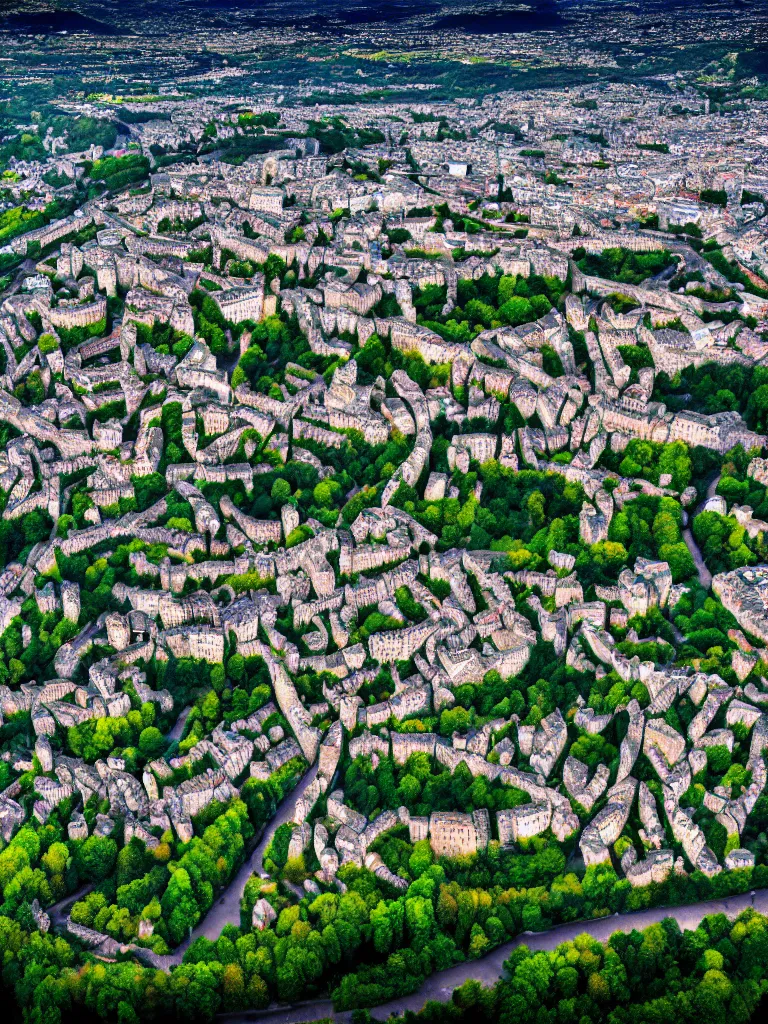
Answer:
682, 524, 712, 589
167, 705, 192, 744
48, 883, 93, 930
220, 887, 768, 1024
184, 762, 320, 947
682, 472, 721, 589
50, 764, 322, 970
153, 762, 321, 966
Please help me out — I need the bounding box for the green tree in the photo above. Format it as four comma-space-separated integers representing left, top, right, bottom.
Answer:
138, 726, 165, 759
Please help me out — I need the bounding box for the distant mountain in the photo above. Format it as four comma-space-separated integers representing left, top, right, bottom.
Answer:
0, 0, 765, 37
430, 3, 563, 33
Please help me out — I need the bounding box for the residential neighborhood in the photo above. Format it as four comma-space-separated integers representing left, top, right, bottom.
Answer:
3, 4, 768, 1021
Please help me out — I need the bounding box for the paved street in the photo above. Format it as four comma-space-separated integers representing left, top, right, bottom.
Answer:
220, 888, 768, 1024
158, 762, 321, 965
682, 472, 721, 589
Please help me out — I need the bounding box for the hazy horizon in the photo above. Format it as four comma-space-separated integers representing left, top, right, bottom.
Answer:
0, 0, 761, 36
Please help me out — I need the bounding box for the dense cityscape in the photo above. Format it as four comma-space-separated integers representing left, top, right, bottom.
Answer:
3, 2, 768, 1024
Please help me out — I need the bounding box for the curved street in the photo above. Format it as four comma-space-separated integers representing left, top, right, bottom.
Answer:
167, 705, 192, 743
158, 762, 320, 965
220, 887, 768, 1024
682, 524, 712, 589
682, 472, 721, 589
51, 765, 323, 970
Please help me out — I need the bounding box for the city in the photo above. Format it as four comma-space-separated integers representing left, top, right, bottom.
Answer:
2, 2, 768, 1024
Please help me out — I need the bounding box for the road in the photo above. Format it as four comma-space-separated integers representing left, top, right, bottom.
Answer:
0, 257, 38, 304
220, 887, 768, 1024
167, 705, 192, 743
48, 883, 93, 929
192, 761, 320, 940
682, 471, 721, 590
154, 762, 321, 966
682, 525, 712, 589
48, 764, 322, 969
